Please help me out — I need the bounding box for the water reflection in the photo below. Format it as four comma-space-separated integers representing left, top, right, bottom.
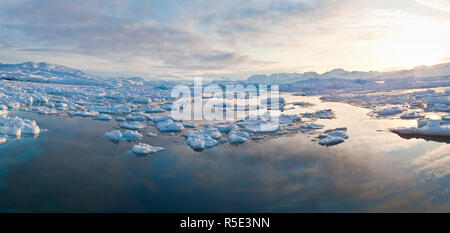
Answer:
0, 94, 449, 212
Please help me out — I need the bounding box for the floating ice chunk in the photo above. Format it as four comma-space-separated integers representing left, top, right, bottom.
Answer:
125, 114, 147, 121
0, 109, 8, 116
0, 116, 40, 136
183, 128, 222, 140
7, 102, 20, 109
115, 117, 126, 122
316, 109, 335, 119
55, 102, 68, 109
69, 111, 98, 117
156, 120, 184, 132
391, 120, 450, 137
0, 137, 5, 144
132, 98, 152, 104
186, 134, 218, 150
21, 119, 40, 135
228, 131, 249, 144
241, 121, 280, 134
400, 112, 424, 119
208, 123, 235, 133
36, 108, 58, 115
319, 136, 344, 146
183, 121, 199, 128
122, 130, 142, 140
94, 114, 112, 121
120, 122, 145, 130
143, 106, 166, 113
104, 130, 122, 141
320, 129, 349, 140
279, 114, 302, 124
291, 101, 314, 107
153, 115, 172, 122
132, 143, 165, 154
301, 123, 324, 130
442, 115, 450, 121
92, 104, 133, 115
0, 126, 21, 136
376, 107, 403, 116
146, 132, 157, 137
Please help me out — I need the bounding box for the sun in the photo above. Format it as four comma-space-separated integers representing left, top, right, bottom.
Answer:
377, 19, 450, 68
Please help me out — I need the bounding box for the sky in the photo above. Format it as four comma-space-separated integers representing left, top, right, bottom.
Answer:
0, 0, 449, 79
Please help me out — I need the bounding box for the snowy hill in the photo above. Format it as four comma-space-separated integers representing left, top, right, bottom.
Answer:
0, 62, 103, 85
245, 62, 450, 84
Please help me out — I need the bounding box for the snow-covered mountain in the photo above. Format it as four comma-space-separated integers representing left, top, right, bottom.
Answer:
245, 62, 450, 84
0, 62, 103, 85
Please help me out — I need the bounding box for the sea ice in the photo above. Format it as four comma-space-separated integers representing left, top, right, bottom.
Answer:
400, 112, 424, 119
120, 122, 145, 130
208, 123, 235, 133
228, 131, 249, 144
376, 107, 403, 116
132, 143, 165, 154
69, 110, 98, 117
182, 121, 199, 128
104, 130, 122, 141
94, 114, 112, 121
122, 130, 142, 140
185, 134, 218, 150
318, 128, 348, 146
391, 120, 450, 137
156, 120, 184, 132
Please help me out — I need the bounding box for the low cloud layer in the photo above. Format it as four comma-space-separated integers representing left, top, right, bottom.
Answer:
0, 0, 449, 78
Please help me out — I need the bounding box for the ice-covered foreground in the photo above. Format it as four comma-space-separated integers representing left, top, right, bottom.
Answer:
1, 61, 450, 153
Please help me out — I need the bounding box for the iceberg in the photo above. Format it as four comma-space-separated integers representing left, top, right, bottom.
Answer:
318, 128, 348, 146
122, 130, 142, 140
391, 120, 450, 137
376, 107, 403, 116
208, 123, 235, 133
400, 112, 424, 119
104, 130, 122, 141
156, 120, 184, 132
132, 143, 165, 154
184, 127, 222, 140
69, 111, 99, 117
146, 132, 157, 137
120, 122, 145, 130
185, 134, 218, 150
0, 137, 5, 144
94, 114, 112, 121
228, 131, 249, 144
182, 121, 199, 128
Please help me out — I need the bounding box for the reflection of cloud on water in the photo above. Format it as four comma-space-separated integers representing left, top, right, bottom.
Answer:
412, 144, 450, 179
167, 135, 425, 212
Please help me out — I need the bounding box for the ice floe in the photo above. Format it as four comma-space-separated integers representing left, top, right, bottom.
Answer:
391, 120, 450, 137
156, 120, 184, 132
132, 143, 165, 154
318, 128, 348, 146
94, 114, 112, 121
120, 122, 146, 130
228, 131, 249, 144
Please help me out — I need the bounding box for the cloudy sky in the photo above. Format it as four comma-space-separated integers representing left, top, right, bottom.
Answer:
0, 0, 449, 79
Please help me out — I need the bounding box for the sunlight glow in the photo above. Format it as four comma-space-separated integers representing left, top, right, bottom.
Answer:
377, 19, 450, 68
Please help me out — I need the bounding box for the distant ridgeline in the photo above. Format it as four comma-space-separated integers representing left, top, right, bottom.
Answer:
0, 62, 102, 85
0, 61, 449, 94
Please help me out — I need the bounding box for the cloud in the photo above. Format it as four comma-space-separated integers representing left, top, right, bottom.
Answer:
0, 0, 449, 77
415, 0, 450, 13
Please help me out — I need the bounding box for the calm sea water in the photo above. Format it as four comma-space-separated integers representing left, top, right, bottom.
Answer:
0, 94, 449, 212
